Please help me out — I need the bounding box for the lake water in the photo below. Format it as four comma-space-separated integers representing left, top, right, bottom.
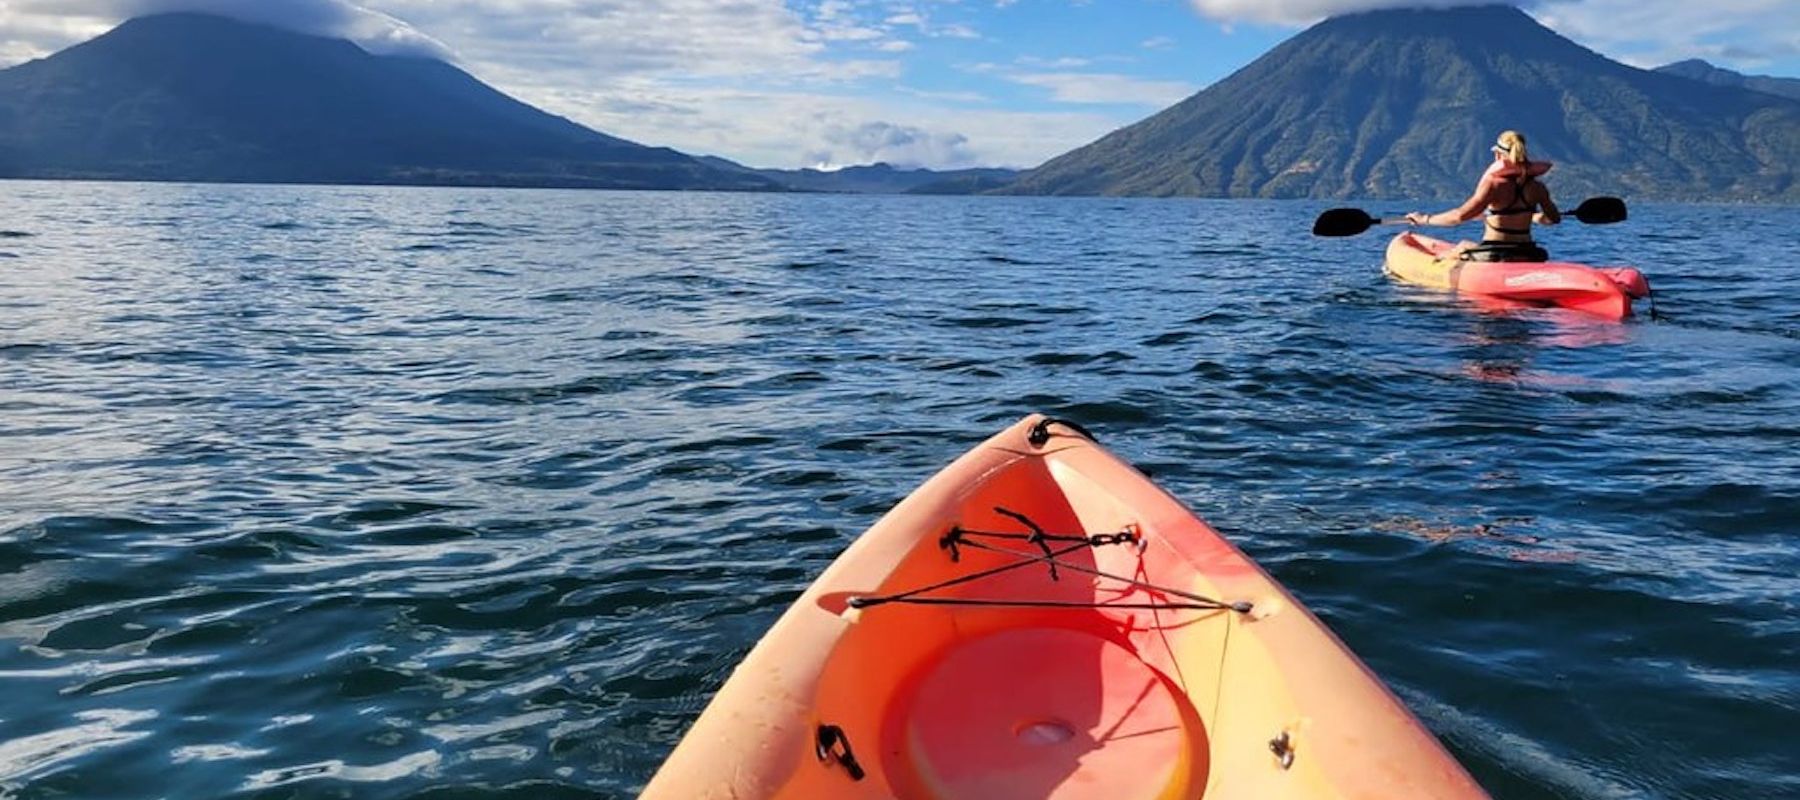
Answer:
0, 181, 1795, 799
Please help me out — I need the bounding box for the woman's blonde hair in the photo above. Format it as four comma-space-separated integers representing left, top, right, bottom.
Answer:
1494, 130, 1529, 164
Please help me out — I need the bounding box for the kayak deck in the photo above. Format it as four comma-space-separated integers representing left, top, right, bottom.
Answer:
643, 416, 1486, 799
1384, 232, 1648, 321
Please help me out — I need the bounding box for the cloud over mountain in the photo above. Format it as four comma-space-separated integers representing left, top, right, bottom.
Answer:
11, 0, 450, 58
1181, 0, 1798, 74
1186, 0, 1517, 26
809, 120, 977, 169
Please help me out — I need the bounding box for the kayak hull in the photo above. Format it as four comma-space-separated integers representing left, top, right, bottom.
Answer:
643, 415, 1487, 800
1384, 232, 1646, 321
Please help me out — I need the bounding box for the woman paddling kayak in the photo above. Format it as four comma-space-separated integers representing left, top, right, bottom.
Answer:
1405, 130, 1561, 262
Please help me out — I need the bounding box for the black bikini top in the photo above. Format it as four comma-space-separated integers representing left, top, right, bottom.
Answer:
1486, 175, 1537, 236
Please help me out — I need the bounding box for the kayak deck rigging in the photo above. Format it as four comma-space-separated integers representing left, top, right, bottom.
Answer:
849, 509, 1255, 615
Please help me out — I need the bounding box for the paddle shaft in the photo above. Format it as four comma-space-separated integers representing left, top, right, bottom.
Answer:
1313, 196, 1625, 237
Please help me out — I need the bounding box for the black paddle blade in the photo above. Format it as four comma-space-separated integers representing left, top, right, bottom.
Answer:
1312, 207, 1377, 237
1571, 196, 1627, 225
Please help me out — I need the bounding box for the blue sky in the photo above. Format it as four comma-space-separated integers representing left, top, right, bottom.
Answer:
2, 0, 1797, 169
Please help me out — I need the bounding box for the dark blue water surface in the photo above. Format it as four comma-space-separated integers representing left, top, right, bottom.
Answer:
0, 181, 1795, 799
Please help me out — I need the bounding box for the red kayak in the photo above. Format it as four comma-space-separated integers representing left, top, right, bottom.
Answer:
1384, 232, 1650, 321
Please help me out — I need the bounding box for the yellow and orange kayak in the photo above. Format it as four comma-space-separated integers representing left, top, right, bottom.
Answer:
643, 415, 1487, 799
1384, 232, 1650, 321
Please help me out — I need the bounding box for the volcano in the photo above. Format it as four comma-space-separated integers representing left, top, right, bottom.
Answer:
0, 13, 780, 191
1002, 5, 1799, 202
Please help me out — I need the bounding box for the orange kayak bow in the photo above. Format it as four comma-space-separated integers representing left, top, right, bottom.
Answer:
643, 415, 1487, 799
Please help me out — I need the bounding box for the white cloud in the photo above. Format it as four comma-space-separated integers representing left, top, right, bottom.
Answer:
1007, 71, 1198, 106
359, 1, 1017, 167
1017, 55, 1095, 68
1531, 0, 1800, 69
3, 0, 449, 58
375, 0, 842, 80
0, 9, 116, 64
897, 86, 990, 103
502, 79, 1123, 169
819, 23, 886, 41
1141, 35, 1176, 49
1181, 0, 1800, 73
0, 0, 922, 79
872, 6, 980, 40
1185, 0, 1515, 26
809, 120, 975, 168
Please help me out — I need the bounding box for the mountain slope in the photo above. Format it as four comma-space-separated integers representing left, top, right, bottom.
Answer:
1655, 59, 1800, 102
1003, 6, 1800, 202
0, 13, 779, 190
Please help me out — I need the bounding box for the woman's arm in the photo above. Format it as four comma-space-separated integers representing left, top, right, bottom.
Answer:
1534, 185, 1561, 225
1407, 184, 1492, 227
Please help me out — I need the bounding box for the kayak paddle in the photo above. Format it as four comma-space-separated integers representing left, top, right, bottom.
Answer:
1310, 208, 1405, 237
1568, 196, 1628, 224
1311, 196, 1629, 237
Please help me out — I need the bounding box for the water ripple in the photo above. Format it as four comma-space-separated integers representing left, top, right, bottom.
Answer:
0, 185, 1794, 798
